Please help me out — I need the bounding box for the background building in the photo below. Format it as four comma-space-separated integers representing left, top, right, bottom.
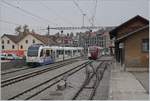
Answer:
78, 27, 114, 54
1, 32, 56, 56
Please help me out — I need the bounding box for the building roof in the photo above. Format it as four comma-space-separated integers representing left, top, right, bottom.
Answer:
109, 15, 149, 39
31, 34, 56, 45
116, 25, 149, 42
1, 33, 26, 43
1, 33, 57, 45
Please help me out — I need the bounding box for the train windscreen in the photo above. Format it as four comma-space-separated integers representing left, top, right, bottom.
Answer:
27, 46, 40, 57
89, 47, 96, 52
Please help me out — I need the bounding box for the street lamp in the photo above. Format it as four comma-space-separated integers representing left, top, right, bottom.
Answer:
82, 13, 86, 27
61, 30, 65, 60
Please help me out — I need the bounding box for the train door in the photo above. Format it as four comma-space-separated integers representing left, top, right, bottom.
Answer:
43, 49, 53, 64
52, 49, 56, 61
39, 49, 44, 63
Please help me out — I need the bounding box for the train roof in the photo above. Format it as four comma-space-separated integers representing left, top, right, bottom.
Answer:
89, 46, 103, 49
29, 45, 83, 50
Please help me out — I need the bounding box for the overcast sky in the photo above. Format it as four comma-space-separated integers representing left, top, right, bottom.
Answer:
0, 0, 149, 36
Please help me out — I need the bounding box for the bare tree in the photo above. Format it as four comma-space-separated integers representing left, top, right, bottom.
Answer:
23, 24, 29, 34
15, 25, 22, 35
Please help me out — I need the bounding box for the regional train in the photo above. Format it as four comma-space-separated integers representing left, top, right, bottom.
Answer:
26, 44, 84, 66
88, 46, 103, 60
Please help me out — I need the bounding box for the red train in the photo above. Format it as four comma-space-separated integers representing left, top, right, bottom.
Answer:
88, 46, 103, 60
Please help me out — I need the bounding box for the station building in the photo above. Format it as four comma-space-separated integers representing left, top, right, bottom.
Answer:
109, 15, 149, 71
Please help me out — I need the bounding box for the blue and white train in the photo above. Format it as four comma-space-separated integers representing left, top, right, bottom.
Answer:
26, 44, 84, 66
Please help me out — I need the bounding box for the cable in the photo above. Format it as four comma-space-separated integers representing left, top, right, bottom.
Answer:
1, 0, 59, 26
73, 0, 84, 15
73, 0, 94, 27
0, 19, 20, 25
91, 0, 97, 26
40, 2, 75, 26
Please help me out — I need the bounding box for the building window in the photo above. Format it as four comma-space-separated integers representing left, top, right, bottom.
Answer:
33, 39, 35, 43
142, 39, 149, 52
2, 40, 4, 44
12, 45, 15, 49
25, 40, 28, 44
20, 45, 23, 49
2, 45, 4, 49
7, 40, 10, 44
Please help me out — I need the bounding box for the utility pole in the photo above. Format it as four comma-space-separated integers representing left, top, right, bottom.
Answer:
61, 30, 65, 60
47, 25, 50, 45
47, 25, 50, 36
82, 13, 86, 27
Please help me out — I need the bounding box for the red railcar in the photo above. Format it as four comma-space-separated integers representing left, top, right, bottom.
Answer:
88, 46, 103, 60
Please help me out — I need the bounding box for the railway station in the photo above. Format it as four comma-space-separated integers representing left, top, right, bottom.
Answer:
1, 0, 149, 100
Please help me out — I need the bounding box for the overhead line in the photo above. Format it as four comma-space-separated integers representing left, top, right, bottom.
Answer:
0, 19, 20, 25
40, 2, 75, 26
73, 0, 84, 15
1, 0, 59, 26
91, 0, 98, 26
73, 0, 94, 27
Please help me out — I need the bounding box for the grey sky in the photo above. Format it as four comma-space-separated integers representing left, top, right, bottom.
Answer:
0, 0, 149, 36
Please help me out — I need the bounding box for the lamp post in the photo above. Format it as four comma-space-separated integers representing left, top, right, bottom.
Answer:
82, 13, 86, 27
61, 30, 65, 60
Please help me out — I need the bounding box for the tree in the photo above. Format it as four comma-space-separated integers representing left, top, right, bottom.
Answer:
15, 25, 22, 35
23, 24, 29, 33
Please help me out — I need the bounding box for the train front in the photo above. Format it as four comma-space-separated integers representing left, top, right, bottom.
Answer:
26, 45, 43, 66
88, 46, 99, 60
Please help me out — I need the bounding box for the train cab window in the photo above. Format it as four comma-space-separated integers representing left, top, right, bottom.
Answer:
40, 49, 44, 57
46, 50, 50, 56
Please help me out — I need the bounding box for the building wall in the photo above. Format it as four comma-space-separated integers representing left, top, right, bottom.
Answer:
124, 28, 149, 68
1, 36, 18, 50
18, 34, 43, 56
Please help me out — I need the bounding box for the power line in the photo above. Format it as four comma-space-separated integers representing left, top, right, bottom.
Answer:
91, 0, 98, 26
40, 2, 75, 26
73, 0, 84, 15
1, 0, 59, 26
72, 0, 94, 27
0, 19, 20, 25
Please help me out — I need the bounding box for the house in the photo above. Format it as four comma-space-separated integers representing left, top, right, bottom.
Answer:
109, 15, 149, 71
1, 32, 57, 57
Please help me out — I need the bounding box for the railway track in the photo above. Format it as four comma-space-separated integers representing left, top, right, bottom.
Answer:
1, 58, 79, 87
1, 57, 80, 76
72, 60, 109, 100
1, 67, 31, 75
7, 60, 92, 100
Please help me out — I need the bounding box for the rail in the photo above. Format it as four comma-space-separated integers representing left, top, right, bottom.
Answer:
8, 60, 92, 100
